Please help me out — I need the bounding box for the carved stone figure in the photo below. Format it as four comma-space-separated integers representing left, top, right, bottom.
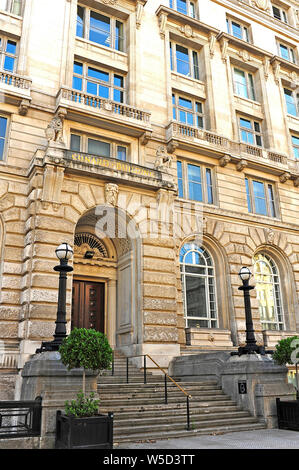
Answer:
45, 115, 64, 143
154, 146, 172, 171
105, 183, 119, 206
254, 0, 269, 11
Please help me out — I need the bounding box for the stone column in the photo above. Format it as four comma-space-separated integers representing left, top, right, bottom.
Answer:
107, 279, 117, 349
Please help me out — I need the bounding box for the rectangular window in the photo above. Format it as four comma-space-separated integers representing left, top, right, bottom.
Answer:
72, 61, 125, 103
272, 5, 288, 23
239, 117, 262, 147
291, 135, 299, 159
278, 43, 295, 63
0, 37, 17, 72
70, 133, 128, 161
284, 88, 298, 116
245, 177, 277, 217
172, 94, 204, 128
76, 5, 125, 52
177, 161, 214, 204
0, 0, 22, 15
170, 0, 196, 18
226, 18, 249, 42
170, 42, 200, 80
233, 68, 255, 100
0, 116, 7, 160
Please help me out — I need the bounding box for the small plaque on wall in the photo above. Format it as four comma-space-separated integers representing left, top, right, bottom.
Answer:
238, 381, 247, 394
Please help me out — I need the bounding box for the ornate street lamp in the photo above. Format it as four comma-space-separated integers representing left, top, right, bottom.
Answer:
234, 266, 267, 356
36, 243, 73, 353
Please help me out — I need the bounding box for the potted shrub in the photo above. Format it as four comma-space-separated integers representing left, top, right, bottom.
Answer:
273, 336, 299, 431
55, 327, 113, 449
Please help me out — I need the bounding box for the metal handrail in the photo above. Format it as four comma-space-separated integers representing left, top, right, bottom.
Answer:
113, 353, 192, 430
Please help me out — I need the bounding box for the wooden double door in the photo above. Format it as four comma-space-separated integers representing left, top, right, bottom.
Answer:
72, 280, 105, 333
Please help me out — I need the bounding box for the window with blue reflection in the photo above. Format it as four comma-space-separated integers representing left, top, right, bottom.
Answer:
252, 180, 267, 215
177, 161, 184, 198
206, 168, 213, 204
117, 146, 127, 161
292, 135, 299, 159
89, 11, 110, 46
76, 6, 84, 38
245, 177, 251, 212
188, 164, 202, 201
176, 45, 190, 76
284, 89, 297, 116
0, 116, 7, 160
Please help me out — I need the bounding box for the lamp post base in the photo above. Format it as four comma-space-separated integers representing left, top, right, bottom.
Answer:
231, 344, 274, 356
36, 340, 62, 354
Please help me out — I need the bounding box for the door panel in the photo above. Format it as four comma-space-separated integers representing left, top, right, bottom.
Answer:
72, 280, 105, 333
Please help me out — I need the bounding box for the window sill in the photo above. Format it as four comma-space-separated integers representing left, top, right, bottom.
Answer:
171, 71, 205, 94
234, 95, 263, 117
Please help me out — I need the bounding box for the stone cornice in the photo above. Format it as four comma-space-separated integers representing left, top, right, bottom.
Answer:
216, 32, 273, 60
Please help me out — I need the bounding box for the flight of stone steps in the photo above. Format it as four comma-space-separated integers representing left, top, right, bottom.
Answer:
98, 353, 266, 444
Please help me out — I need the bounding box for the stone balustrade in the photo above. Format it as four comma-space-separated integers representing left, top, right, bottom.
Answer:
0, 71, 31, 90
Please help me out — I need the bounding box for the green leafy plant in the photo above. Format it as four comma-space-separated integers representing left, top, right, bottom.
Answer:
64, 392, 99, 418
273, 336, 299, 398
59, 328, 113, 416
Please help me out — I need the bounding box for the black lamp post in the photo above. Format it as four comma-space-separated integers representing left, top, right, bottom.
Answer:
36, 243, 73, 353
233, 266, 267, 356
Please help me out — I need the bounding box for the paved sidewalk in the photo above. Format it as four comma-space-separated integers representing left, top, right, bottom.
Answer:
115, 429, 299, 449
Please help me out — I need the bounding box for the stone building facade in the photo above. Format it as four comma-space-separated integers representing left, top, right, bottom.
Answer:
0, 0, 298, 398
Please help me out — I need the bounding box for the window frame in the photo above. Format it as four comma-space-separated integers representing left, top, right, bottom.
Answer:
283, 88, 298, 117
177, 160, 215, 205
239, 116, 262, 147
172, 93, 204, 128
169, 0, 197, 18
271, 4, 288, 23
245, 176, 278, 218
72, 61, 126, 103
76, 4, 125, 52
0, 114, 8, 161
0, 36, 18, 73
277, 41, 296, 64
233, 67, 256, 101
226, 17, 250, 43
253, 253, 285, 331
180, 243, 218, 329
0, 0, 22, 16
291, 134, 299, 159
70, 132, 129, 161
170, 41, 200, 80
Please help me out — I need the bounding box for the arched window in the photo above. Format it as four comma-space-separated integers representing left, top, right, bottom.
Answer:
180, 242, 217, 328
253, 253, 285, 331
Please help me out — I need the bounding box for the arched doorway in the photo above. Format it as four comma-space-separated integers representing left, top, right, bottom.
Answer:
71, 205, 141, 351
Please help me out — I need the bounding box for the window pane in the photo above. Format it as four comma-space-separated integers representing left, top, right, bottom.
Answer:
0, 138, 4, 160
98, 85, 109, 98
3, 55, 14, 72
70, 134, 81, 152
240, 118, 252, 129
268, 184, 276, 217
86, 81, 97, 95
72, 76, 82, 91
89, 11, 111, 47
284, 89, 297, 115
117, 146, 126, 161
88, 138, 110, 157
192, 51, 199, 80
115, 21, 124, 52
206, 168, 213, 204
177, 161, 184, 198
232, 21, 242, 39
6, 40, 16, 54
73, 61, 83, 75
113, 89, 123, 103
253, 180, 267, 215
114, 74, 123, 88
234, 69, 248, 98
185, 276, 207, 318
291, 135, 299, 159
177, 0, 187, 15
272, 6, 281, 20
77, 6, 84, 38
188, 164, 202, 201
279, 44, 289, 61
245, 177, 252, 212
0, 116, 7, 159
88, 67, 109, 82
176, 45, 190, 76
12, 0, 22, 16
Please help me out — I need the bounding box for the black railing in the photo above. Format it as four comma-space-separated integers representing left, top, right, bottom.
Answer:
276, 398, 299, 431
0, 396, 42, 439
113, 354, 192, 430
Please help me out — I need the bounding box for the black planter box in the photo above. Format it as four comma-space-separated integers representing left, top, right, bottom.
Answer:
55, 411, 113, 449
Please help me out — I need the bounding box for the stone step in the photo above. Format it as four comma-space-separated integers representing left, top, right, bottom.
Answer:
114, 415, 261, 435
99, 394, 234, 407
113, 422, 266, 444
99, 389, 225, 401
100, 403, 241, 416
99, 382, 220, 392
112, 410, 252, 427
